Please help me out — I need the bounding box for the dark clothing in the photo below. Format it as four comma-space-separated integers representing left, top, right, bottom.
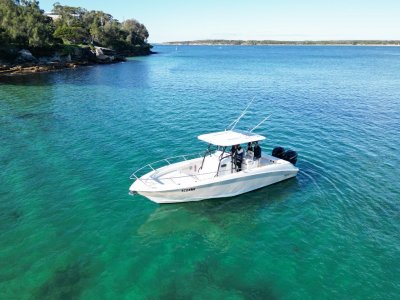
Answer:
236, 146, 244, 159
254, 144, 261, 159
230, 146, 236, 156
236, 160, 242, 171
234, 146, 244, 171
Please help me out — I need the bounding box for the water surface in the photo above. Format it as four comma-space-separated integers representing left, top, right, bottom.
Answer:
1, 45, 399, 299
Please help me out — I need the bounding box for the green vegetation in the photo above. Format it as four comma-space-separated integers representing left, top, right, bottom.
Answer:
0, 0, 152, 60
50, 2, 150, 53
0, 0, 56, 49
165, 39, 400, 46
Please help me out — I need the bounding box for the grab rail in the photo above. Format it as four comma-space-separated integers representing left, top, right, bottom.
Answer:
129, 152, 204, 182
130, 153, 267, 187
135, 169, 232, 182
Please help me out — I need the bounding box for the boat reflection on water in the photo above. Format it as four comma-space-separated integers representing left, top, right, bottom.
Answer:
136, 177, 300, 247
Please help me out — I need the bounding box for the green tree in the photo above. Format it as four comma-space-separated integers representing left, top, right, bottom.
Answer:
23, 1, 55, 47
53, 25, 87, 44
122, 19, 149, 45
0, 0, 152, 58
0, 0, 55, 48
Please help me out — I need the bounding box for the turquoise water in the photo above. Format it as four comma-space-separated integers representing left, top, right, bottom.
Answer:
1, 45, 399, 299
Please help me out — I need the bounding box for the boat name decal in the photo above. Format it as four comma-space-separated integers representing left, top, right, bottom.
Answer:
181, 188, 196, 192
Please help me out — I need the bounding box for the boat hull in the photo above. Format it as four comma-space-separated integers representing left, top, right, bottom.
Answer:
130, 168, 298, 204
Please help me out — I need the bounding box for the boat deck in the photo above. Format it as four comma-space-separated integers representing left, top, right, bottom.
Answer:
143, 154, 285, 187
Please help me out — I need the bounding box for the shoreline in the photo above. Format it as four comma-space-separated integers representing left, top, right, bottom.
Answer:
0, 61, 95, 76
163, 39, 400, 47
0, 52, 155, 76
163, 43, 400, 47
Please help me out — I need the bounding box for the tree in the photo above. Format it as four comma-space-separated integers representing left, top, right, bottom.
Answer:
82, 10, 114, 45
23, 1, 55, 47
122, 19, 149, 45
53, 25, 87, 44
0, 0, 152, 57
0, 0, 55, 48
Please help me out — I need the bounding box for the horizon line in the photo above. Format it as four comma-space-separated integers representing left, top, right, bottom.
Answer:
154, 39, 400, 46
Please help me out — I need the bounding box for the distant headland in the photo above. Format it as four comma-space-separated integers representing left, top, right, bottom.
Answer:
0, 1, 153, 75
164, 39, 400, 46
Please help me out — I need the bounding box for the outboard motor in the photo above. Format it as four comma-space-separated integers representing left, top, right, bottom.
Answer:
272, 146, 286, 159
283, 149, 298, 165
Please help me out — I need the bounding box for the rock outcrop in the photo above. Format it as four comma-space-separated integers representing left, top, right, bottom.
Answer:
16, 49, 38, 63
0, 45, 126, 75
94, 47, 125, 62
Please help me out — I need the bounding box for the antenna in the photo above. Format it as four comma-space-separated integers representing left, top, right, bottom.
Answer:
226, 96, 256, 130
249, 114, 271, 132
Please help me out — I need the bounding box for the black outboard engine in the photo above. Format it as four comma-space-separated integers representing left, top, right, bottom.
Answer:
283, 149, 298, 165
272, 147, 286, 159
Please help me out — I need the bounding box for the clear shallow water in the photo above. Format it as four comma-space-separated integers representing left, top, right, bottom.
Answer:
1, 45, 400, 299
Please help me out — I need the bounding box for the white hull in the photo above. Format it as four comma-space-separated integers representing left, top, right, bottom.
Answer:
129, 153, 298, 203
138, 171, 296, 203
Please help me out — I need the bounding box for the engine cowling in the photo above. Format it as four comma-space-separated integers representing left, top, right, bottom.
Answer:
272, 146, 285, 159
283, 149, 298, 165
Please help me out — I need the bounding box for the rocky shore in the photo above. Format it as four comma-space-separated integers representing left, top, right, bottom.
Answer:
0, 46, 148, 76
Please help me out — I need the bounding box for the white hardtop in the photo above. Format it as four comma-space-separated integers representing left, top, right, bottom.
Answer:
197, 129, 266, 146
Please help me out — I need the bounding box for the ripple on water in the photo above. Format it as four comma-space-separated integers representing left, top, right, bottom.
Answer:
1, 45, 400, 299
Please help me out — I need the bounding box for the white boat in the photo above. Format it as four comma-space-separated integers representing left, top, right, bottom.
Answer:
129, 129, 299, 204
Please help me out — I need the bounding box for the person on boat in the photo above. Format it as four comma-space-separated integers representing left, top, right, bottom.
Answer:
230, 145, 237, 156
246, 142, 254, 158
253, 141, 261, 160
234, 144, 244, 171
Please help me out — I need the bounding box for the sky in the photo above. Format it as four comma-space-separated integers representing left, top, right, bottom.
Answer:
38, 0, 400, 43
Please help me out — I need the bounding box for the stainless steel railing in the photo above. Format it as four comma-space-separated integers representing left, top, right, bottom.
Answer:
129, 152, 204, 182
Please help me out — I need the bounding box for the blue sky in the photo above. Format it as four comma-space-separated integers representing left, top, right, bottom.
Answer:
38, 0, 400, 42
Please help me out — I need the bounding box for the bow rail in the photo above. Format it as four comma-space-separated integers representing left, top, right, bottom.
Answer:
129, 152, 204, 181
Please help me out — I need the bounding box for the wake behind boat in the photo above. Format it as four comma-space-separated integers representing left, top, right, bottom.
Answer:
129, 128, 298, 203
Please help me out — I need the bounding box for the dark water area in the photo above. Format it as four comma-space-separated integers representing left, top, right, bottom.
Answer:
0, 45, 399, 299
